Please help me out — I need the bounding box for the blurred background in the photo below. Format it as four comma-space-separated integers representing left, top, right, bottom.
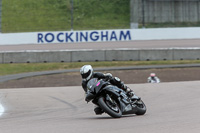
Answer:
1, 0, 200, 33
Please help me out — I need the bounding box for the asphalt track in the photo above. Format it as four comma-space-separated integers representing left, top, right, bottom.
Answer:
0, 39, 200, 51
0, 39, 200, 133
0, 81, 200, 133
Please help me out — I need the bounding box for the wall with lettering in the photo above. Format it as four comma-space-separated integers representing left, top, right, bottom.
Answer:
0, 28, 200, 45
37, 30, 131, 43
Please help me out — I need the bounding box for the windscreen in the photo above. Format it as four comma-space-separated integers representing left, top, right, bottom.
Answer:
87, 78, 98, 91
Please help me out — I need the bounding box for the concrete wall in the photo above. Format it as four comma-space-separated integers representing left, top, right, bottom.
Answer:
1, 48, 200, 63
71, 50, 105, 62
2, 28, 200, 45
173, 48, 200, 60
130, 0, 200, 27
139, 49, 173, 61
105, 49, 140, 61
2, 51, 71, 63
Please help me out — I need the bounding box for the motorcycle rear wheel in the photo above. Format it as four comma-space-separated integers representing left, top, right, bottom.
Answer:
98, 96, 122, 118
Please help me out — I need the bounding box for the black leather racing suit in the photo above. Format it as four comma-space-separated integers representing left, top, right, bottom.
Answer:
81, 72, 134, 115
81, 72, 126, 93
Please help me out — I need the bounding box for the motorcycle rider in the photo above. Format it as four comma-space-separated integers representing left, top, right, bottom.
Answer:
80, 65, 138, 115
147, 73, 160, 83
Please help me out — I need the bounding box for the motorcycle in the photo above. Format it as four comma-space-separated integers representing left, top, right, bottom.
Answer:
85, 78, 146, 118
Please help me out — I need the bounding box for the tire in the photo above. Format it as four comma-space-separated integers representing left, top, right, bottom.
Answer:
135, 100, 147, 115
98, 96, 122, 118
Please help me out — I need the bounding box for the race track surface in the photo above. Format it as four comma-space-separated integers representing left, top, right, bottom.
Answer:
0, 39, 200, 51
0, 81, 200, 133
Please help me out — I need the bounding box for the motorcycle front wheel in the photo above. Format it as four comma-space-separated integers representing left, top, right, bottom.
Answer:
135, 99, 146, 115
98, 96, 122, 118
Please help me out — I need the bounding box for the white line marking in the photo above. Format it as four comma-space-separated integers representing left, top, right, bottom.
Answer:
0, 103, 5, 116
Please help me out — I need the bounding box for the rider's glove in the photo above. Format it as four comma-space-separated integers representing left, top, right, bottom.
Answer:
104, 73, 112, 79
127, 90, 134, 97
122, 84, 128, 91
122, 85, 134, 97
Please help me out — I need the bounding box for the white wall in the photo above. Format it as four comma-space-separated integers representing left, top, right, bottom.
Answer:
0, 27, 200, 45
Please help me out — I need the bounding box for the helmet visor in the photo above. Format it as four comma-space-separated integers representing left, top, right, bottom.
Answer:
81, 70, 91, 79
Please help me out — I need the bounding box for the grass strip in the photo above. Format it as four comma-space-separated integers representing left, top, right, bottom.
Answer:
0, 60, 200, 76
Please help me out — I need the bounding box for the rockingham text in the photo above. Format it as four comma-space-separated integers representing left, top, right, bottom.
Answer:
38, 30, 132, 43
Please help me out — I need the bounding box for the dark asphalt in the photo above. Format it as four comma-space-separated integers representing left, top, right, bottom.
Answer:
0, 39, 200, 52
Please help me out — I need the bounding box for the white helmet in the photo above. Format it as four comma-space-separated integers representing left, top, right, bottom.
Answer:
80, 65, 93, 81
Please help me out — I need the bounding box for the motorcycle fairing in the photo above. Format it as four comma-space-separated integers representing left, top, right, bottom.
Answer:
102, 85, 137, 114
86, 78, 139, 115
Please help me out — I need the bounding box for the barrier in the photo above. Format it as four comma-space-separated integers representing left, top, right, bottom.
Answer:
3, 51, 71, 63
173, 48, 200, 60
3, 52, 38, 63
0, 53, 3, 63
139, 49, 173, 61
105, 49, 139, 61
71, 50, 105, 62
1, 27, 200, 45
1, 48, 200, 63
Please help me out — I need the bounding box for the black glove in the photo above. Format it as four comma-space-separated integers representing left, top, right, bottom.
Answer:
104, 73, 112, 80
122, 84, 128, 90
85, 91, 94, 103
127, 90, 134, 97
122, 85, 134, 97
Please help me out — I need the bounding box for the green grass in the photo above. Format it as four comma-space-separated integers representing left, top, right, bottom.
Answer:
3, 0, 200, 33
2, 0, 130, 33
0, 60, 200, 76
2, 0, 72, 32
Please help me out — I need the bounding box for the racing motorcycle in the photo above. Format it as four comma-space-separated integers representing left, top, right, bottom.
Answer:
85, 78, 146, 118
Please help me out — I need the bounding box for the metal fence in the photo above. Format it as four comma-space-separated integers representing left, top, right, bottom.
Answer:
1, 0, 130, 33
131, 0, 200, 28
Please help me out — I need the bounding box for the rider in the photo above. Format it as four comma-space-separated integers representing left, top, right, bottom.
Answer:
80, 65, 137, 115
147, 73, 160, 83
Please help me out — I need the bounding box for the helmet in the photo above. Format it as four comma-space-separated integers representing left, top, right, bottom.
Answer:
150, 73, 156, 77
80, 65, 93, 81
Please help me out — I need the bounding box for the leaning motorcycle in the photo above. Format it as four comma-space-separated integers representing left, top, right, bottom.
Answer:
85, 78, 146, 118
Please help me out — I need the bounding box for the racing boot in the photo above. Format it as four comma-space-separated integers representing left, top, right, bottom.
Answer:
94, 105, 104, 115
